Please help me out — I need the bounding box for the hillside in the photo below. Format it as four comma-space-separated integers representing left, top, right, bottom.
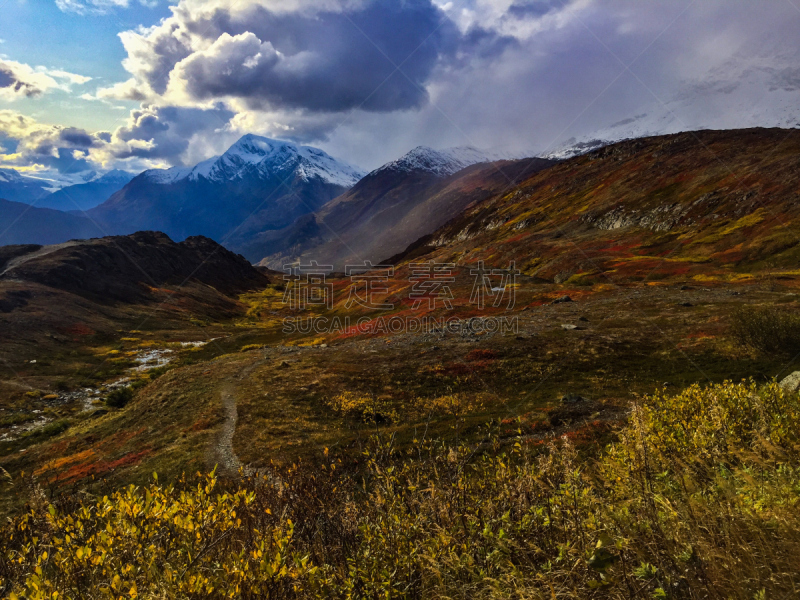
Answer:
253, 148, 555, 269
1, 231, 268, 303
89, 135, 364, 248
0, 231, 269, 373
393, 128, 800, 281
0, 198, 103, 246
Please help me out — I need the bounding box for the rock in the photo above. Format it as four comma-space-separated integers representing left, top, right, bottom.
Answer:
552, 295, 573, 304
561, 393, 587, 404
678, 302, 693, 307
680, 285, 692, 290
278, 360, 290, 369
549, 393, 592, 426
779, 371, 800, 392
578, 316, 589, 322
561, 324, 578, 330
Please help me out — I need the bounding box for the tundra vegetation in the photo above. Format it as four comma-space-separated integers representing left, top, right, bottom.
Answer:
2, 379, 800, 599
2, 130, 800, 598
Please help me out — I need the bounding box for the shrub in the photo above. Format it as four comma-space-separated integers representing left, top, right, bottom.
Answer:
240, 344, 265, 352
730, 305, 800, 354
327, 391, 398, 423
105, 386, 134, 408
4, 381, 800, 599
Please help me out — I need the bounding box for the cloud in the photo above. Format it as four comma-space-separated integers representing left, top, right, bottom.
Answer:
95, 78, 148, 101
0, 110, 104, 173
17, 0, 799, 175
0, 59, 92, 100
55, 0, 158, 14
106, 0, 453, 113
0, 61, 59, 99
0, 102, 233, 175
103, 103, 236, 165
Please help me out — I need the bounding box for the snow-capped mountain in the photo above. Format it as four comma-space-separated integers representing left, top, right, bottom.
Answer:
89, 135, 365, 252
0, 169, 24, 184
376, 146, 503, 178
143, 135, 365, 187
0, 168, 56, 205
35, 169, 137, 212
0, 167, 138, 210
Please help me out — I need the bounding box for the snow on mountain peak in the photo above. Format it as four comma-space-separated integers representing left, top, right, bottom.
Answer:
0, 168, 24, 184
142, 134, 365, 188
376, 146, 502, 177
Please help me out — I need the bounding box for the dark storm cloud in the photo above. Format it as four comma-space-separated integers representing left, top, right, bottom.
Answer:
41, 148, 95, 174
59, 128, 97, 148
86, 0, 800, 171
123, 0, 457, 113
111, 104, 235, 162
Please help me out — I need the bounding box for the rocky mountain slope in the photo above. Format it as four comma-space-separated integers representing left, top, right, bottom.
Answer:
252, 146, 554, 269
392, 128, 800, 283
89, 135, 365, 248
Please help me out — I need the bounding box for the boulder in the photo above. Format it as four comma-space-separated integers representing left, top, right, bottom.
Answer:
779, 371, 800, 392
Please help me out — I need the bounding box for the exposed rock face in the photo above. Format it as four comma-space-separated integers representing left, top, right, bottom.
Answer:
0, 231, 268, 304
580, 203, 688, 232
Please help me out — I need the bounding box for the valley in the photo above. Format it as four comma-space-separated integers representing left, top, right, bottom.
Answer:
0, 128, 799, 500
1, 128, 800, 598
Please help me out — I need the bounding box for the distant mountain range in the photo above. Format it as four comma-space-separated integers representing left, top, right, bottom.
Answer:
0, 137, 550, 267
0, 168, 136, 211
9, 124, 797, 275
0, 169, 54, 205
88, 135, 365, 248
36, 170, 136, 212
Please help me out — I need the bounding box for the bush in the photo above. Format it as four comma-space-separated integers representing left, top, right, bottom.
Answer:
105, 386, 134, 408
730, 305, 800, 354
4, 381, 800, 599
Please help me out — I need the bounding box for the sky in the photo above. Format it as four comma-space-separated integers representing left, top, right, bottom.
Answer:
0, 0, 799, 179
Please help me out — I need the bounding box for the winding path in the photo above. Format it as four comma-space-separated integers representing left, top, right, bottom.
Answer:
212, 360, 262, 478
216, 385, 243, 476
